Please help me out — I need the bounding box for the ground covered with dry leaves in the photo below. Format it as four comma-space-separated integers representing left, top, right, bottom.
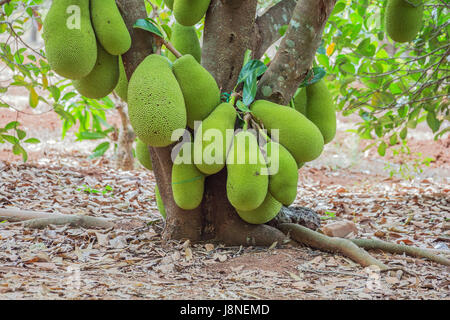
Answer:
0, 108, 449, 300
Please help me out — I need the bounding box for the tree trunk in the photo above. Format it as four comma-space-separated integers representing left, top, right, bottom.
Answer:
117, 0, 336, 246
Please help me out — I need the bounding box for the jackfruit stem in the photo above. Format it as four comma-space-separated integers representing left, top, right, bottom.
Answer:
163, 39, 182, 59
250, 118, 270, 143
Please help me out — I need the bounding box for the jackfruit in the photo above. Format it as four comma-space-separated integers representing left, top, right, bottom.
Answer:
172, 142, 205, 210
128, 54, 187, 147
91, 0, 131, 55
385, 0, 423, 43
155, 185, 166, 219
165, 0, 174, 10
293, 88, 307, 115
305, 80, 336, 144
263, 142, 298, 206
226, 131, 268, 211
173, 0, 211, 26
173, 55, 220, 129
114, 56, 128, 102
73, 43, 119, 99
136, 139, 152, 170
236, 193, 282, 225
194, 102, 236, 175
43, 0, 97, 79
251, 100, 324, 166
167, 23, 202, 63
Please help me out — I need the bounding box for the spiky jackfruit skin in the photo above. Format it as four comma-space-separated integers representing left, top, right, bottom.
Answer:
167, 23, 202, 63
385, 0, 423, 43
43, 0, 97, 79
293, 88, 307, 115
236, 193, 282, 225
73, 43, 119, 99
136, 139, 152, 170
173, 55, 221, 129
305, 80, 336, 144
165, 0, 174, 10
194, 103, 236, 175
114, 56, 128, 102
263, 142, 298, 206
226, 131, 268, 211
172, 143, 205, 210
91, 0, 131, 55
251, 100, 324, 166
155, 185, 166, 219
128, 54, 187, 147
173, 0, 211, 26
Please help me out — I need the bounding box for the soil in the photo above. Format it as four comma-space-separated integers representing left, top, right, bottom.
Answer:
0, 100, 449, 300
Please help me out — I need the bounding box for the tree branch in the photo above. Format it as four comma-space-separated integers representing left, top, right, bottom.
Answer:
203, 0, 258, 92
254, 0, 297, 59
256, 0, 337, 105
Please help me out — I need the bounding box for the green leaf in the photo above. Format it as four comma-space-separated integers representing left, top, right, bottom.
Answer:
133, 18, 164, 38
89, 142, 110, 159
4, 121, 19, 130
16, 129, 26, 140
12, 144, 27, 162
77, 131, 107, 140
426, 111, 440, 133
278, 25, 288, 36
377, 141, 387, 156
299, 67, 326, 87
29, 87, 39, 108
237, 60, 267, 86
243, 73, 258, 106
24, 138, 40, 144
1, 134, 19, 145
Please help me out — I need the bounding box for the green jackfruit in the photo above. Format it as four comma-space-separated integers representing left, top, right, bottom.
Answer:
172, 142, 205, 210
91, 0, 131, 55
263, 142, 298, 206
385, 0, 423, 43
305, 80, 336, 144
128, 54, 187, 147
165, 0, 174, 10
251, 100, 324, 166
43, 0, 97, 79
226, 131, 268, 211
167, 23, 202, 63
155, 185, 166, 219
173, 0, 211, 26
194, 102, 236, 175
73, 43, 119, 99
293, 88, 307, 115
173, 55, 221, 129
114, 56, 128, 102
236, 193, 282, 225
136, 139, 152, 170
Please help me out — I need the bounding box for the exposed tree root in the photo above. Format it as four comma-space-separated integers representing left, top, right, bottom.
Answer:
279, 223, 388, 270
351, 238, 450, 266
0, 208, 114, 229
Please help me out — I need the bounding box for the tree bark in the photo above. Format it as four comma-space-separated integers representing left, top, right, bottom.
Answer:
256, 0, 337, 105
202, 0, 258, 93
254, 0, 297, 59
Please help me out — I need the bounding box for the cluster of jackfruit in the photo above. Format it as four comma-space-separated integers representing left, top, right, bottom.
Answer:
385, 0, 423, 43
126, 47, 336, 223
43, 0, 131, 99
